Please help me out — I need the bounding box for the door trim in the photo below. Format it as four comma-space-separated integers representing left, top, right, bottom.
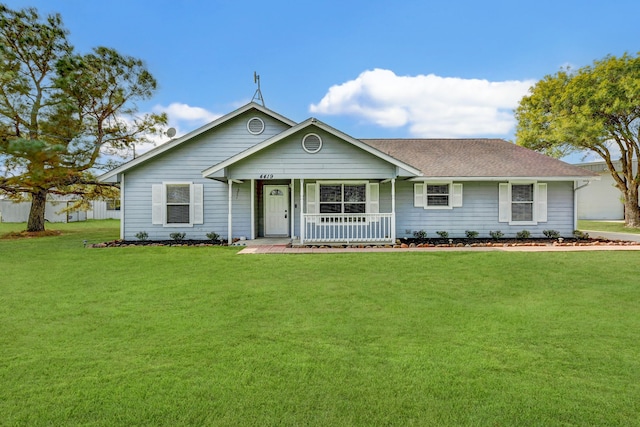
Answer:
264, 185, 290, 237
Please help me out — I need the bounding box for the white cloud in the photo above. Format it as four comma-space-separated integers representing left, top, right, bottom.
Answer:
155, 102, 221, 125
310, 69, 536, 138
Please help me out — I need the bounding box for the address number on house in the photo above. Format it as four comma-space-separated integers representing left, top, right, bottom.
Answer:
259, 174, 274, 179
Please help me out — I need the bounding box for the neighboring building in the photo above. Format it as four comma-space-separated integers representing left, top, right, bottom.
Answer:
99, 102, 596, 243
0, 196, 120, 223
574, 160, 638, 220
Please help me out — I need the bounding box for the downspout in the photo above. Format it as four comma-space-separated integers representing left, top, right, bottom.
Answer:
228, 179, 233, 244
574, 180, 591, 230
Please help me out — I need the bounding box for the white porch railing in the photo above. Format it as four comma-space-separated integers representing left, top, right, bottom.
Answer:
301, 213, 394, 244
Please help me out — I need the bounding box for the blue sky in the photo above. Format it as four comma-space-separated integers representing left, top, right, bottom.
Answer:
5, 0, 640, 160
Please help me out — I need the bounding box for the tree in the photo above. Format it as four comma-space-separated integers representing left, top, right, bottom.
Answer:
0, 5, 166, 231
516, 53, 640, 228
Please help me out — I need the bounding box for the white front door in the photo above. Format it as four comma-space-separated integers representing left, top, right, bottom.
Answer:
264, 185, 289, 236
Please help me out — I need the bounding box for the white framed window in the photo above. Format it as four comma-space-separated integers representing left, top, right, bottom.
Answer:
414, 182, 463, 209
152, 182, 203, 227
306, 181, 379, 220
499, 182, 547, 225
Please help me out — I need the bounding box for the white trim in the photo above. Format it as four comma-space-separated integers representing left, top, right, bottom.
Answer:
264, 184, 290, 237
153, 182, 202, 227
498, 181, 547, 226
414, 181, 462, 210
424, 182, 453, 210
302, 133, 323, 153
410, 176, 598, 182
246, 117, 265, 135
315, 180, 369, 215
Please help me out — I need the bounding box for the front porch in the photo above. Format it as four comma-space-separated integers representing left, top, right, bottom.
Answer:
226, 178, 398, 245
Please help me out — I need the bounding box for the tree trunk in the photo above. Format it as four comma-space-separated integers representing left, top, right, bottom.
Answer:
624, 186, 640, 228
27, 189, 48, 232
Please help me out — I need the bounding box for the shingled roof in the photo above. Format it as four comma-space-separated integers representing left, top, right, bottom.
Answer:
360, 138, 596, 179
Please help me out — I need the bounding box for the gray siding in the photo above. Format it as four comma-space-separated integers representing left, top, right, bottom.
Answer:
229, 128, 396, 180
395, 181, 576, 238
121, 112, 289, 240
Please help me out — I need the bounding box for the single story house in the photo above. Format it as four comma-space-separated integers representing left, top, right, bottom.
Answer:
99, 102, 596, 244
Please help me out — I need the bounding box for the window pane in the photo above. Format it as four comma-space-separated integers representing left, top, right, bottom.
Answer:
167, 185, 190, 203
320, 185, 342, 202
167, 205, 190, 223
345, 203, 366, 213
512, 184, 533, 202
427, 195, 449, 206
344, 184, 366, 202
512, 203, 533, 221
319, 203, 342, 213
427, 184, 449, 195
106, 199, 120, 210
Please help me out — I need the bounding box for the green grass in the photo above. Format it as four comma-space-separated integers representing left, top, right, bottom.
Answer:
579, 219, 640, 234
1, 221, 639, 426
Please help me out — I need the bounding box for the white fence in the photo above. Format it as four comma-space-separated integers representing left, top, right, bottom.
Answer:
301, 213, 394, 244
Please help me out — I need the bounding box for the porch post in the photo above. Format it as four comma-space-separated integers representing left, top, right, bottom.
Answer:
228, 179, 233, 243
391, 178, 396, 243
250, 179, 255, 240
300, 179, 305, 245
290, 179, 294, 239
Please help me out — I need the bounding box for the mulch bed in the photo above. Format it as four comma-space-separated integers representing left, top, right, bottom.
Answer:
1, 230, 62, 239
86, 236, 640, 248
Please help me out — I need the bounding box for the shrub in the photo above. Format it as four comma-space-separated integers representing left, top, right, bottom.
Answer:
206, 231, 220, 241
436, 231, 449, 239
135, 231, 148, 241
465, 230, 479, 239
543, 229, 561, 239
573, 230, 589, 239
169, 232, 186, 241
516, 230, 531, 239
413, 230, 427, 239
489, 230, 504, 240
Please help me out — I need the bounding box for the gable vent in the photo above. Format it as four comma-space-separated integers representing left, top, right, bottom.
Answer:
247, 117, 265, 135
302, 133, 322, 154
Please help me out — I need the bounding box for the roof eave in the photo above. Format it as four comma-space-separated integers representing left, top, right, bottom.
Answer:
409, 176, 600, 182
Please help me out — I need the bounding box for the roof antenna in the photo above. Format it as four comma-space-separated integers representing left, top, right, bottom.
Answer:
252, 71, 265, 107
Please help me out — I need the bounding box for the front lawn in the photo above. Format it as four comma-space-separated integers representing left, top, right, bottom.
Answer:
579, 219, 640, 234
1, 221, 639, 426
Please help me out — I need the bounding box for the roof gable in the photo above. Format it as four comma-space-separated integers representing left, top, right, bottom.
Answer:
361, 138, 597, 180
99, 102, 297, 182
201, 119, 423, 178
